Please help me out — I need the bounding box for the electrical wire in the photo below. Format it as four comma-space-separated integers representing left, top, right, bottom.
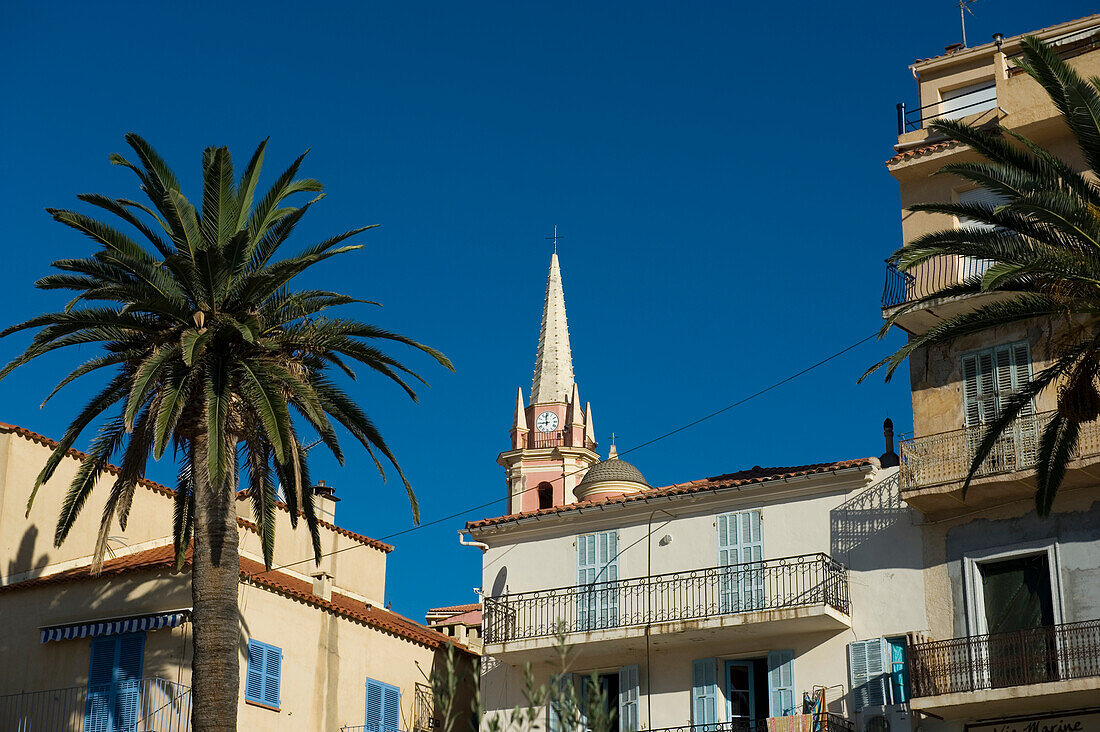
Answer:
259, 330, 879, 574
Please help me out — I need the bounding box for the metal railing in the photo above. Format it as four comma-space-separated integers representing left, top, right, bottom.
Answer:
894, 25, 1100, 136
0, 677, 191, 731
650, 716, 852, 732
897, 83, 997, 134
483, 554, 849, 644
524, 430, 597, 451
899, 410, 1100, 493
909, 619, 1100, 697
881, 256, 992, 309
340, 727, 407, 732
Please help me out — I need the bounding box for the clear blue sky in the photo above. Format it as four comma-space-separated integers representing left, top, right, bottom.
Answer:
2, 1, 1092, 620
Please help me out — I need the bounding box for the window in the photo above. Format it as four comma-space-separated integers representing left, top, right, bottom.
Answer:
961, 341, 1032, 426
365, 678, 401, 732
246, 640, 282, 709
716, 509, 764, 612
956, 187, 1008, 283
885, 636, 909, 704
939, 80, 997, 121
849, 638, 909, 710
577, 531, 619, 630
537, 482, 554, 509
84, 632, 145, 731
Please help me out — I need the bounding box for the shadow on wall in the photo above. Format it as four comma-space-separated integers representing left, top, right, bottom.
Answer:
6, 525, 50, 583
830, 473, 922, 570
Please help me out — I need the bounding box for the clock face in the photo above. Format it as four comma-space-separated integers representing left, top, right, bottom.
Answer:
535, 411, 560, 433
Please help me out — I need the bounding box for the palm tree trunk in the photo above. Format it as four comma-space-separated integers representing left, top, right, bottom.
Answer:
190, 434, 240, 731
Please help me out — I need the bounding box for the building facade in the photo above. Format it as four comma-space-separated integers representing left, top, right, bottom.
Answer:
0, 422, 475, 731
883, 13, 1100, 732
469, 255, 930, 731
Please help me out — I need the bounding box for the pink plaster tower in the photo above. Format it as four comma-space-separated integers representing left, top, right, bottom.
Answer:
498, 253, 599, 514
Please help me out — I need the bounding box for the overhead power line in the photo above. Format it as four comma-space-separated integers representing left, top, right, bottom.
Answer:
260, 330, 879, 574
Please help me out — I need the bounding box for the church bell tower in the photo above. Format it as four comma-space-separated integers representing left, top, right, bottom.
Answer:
498, 252, 599, 514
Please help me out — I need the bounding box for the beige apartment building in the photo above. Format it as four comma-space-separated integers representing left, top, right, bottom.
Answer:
468, 254, 931, 732
0, 422, 476, 731
882, 12, 1100, 732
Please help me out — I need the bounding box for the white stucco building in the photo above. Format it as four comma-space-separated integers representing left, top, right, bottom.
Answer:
467, 255, 927, 731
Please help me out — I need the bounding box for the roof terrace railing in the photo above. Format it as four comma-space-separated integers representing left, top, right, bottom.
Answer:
881, 255, 992, 309
483, 553, 849, 644
909, 619, 1100, 697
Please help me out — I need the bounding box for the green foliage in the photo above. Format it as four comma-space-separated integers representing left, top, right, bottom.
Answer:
2, 134, 453, 569
866, 36, 1100, 515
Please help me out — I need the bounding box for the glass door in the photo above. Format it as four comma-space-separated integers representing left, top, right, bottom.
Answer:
725, 661, 756, 731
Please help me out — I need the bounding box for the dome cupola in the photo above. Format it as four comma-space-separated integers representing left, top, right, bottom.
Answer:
574, 445, 650, 502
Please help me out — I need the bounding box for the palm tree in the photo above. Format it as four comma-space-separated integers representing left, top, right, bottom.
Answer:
866, 36, 1100, 516
0, 135, 452, 731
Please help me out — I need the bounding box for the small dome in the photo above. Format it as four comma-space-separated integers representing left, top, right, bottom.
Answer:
578, 458, 650, 489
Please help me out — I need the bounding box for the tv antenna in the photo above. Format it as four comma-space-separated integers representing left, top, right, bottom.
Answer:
959, 0, 979, 47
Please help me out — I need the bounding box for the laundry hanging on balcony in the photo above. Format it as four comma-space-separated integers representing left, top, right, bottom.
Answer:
39, 609, 190, 643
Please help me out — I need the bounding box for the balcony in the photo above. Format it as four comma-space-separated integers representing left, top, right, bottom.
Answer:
0, 677, 191, 731
483, 554, 850, 659
908, 619, 1100, 719
879, 257, 1009, 334
652, 717, 852, 732
899, 410, 1100, 515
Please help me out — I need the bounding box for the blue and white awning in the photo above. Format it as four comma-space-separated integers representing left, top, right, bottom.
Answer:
40, 610, 190, 643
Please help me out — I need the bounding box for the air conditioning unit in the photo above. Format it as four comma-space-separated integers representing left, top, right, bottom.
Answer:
861, 704, 912, 732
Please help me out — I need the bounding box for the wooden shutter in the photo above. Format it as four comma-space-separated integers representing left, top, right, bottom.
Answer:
246, 641, 265, 704
84, 636, 117, 732
691, 658, 717, 728
83, 633, 145, 732
717, 510, 763, 611
246, 640, 281, 708
382, 683, 401, 732
962, 351, 997, 427
618, 665, 639, 732
577, 531, 618, 629
115, 633, 145, 727
767, 649, 795, 717
366, 679, 384, 732
849, 639, 889, 710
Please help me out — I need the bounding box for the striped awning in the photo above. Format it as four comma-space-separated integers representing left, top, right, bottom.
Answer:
40, 610, 190, 643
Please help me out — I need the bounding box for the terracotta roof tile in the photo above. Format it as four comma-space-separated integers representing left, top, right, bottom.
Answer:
427, 603, 481, 613
0, 545, 471, 654
886, 140, 960, 165
466, 458, 875, 530
0, 422, 391, 554
911, 14, 1100, 65
433, 609, 482, 626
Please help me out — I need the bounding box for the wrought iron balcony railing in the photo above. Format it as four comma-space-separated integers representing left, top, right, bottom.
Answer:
647, 715, 852, 732
909, 619, 1100, 697
483, 553, 849, 644
899, 410, 1100, 493
881, 256, 993, 309
0, 677, 192, 731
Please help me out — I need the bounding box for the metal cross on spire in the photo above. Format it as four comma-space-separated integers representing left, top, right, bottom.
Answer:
545, 225, 563, 254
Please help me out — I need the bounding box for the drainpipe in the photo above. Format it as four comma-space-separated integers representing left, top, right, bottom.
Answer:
458, 530, 489, 551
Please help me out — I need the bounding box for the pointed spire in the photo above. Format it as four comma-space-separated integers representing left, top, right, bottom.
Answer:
513, 387, 527, 430
569, 383, 583, 426
584, 402, 595, 446
531, 252, 575, 404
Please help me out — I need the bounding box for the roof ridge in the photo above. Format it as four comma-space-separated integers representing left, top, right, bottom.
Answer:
466, 457, 876, 529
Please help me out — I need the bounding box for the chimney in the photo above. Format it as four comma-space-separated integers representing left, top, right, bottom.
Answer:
311, 571, 333, 601
944, 42, 963, 54
880, 418, 900, 468
312, 480, 340, 523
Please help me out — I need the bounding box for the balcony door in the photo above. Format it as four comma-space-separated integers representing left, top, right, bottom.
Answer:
577, 531, 619, 631
84, 632, 145, 732
961, 342, 1035, 475
717, 510, 763, 614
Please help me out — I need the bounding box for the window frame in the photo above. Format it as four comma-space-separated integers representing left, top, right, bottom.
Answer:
961, 540, 1065, 637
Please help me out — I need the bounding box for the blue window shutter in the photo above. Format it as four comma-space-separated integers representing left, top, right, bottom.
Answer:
114, 633, 145, 728
263, 645, 282, 707
84, 636, 116, 732
577, 531, 619, 630
84, 633, 146, 732
767, 649, 795, 716
246, 640, 281, 708
848, 639, 889, 710
691, 658, 717, 728
382, 682, 401, 732
366, 679, 384, 732
246, 641, 265, 704
618, 665, 639, 732
717, 510, 764, 612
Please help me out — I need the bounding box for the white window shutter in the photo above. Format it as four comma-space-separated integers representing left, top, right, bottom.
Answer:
849, 639, 889, 710
692, 658, 718, 727
619, 665, 639, 732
